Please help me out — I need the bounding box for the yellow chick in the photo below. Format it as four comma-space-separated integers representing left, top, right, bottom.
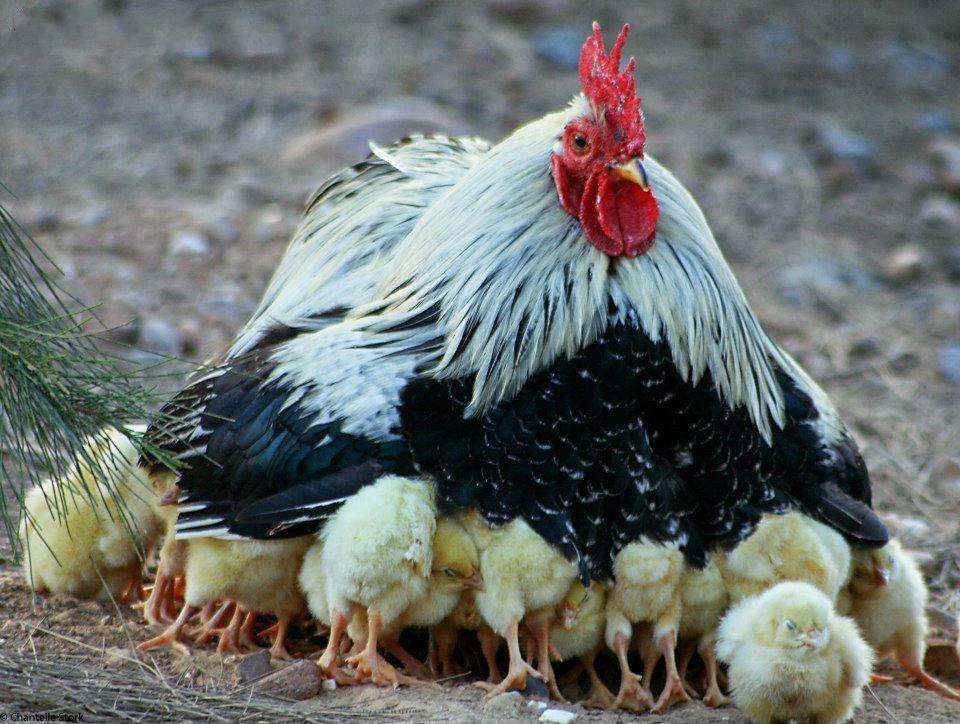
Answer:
459, 511, 578, 698
847, 539, 960, 701
717, 581, 873, 724
550, 581, 613, 708
311, 475, 437, 686
339, 516, 483, 678
677, 556, 730, 707
20, 425, 164, 602
605, 538, 687, 712
138, 535, 311, 659
717, 512, 851, 605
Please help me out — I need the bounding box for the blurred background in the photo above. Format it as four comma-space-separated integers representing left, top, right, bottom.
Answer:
1, 1, 958, 605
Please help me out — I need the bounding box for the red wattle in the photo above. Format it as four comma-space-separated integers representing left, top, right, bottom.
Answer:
579, 172, 622, 256
578, 171, 658, 257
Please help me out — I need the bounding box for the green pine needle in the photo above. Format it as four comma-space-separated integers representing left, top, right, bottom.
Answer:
0, 194, 180, 560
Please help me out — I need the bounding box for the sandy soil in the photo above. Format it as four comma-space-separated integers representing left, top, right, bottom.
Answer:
1, 0, 959, 720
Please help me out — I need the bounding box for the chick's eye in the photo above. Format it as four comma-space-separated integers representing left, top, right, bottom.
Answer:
784, 620, 797, 631
444, 568, 457, 578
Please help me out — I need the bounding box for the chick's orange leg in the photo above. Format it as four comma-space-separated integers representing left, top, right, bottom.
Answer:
318, 610, 356, 685
137, 602, 197, 656
475, 619, 542, 698
699, 638, 731, 708
382, 636, 432, 679
612, 631, 653, 712
193, 601, 235, 645
216, 605, 248, 656
142, 570, 178, 625
267, 613, 295, 661
528, 616, 564, 701
900, 655, 960, 702
581, 648, 616, 709
347, 610, 424, 687
237, 610, 260, 651
477, 624, 503, 685
676, 639, 700, 699
652, 628, 692, 713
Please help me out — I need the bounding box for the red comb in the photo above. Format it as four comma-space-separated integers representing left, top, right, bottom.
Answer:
578, 22, 646, 156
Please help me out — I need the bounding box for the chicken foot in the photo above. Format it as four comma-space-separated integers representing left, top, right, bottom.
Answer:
699, 637, 731, 708
346, 609, 425, 687
475, 619, 542, 698
477, 624, 503, 684
652, 628, 692, 712
527, 615, 564, 701
612, 631, 654, 712
580, 647, 616, 709
137, 602, 197, 656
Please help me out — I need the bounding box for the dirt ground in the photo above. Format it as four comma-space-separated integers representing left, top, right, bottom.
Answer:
1, 0, 959, 720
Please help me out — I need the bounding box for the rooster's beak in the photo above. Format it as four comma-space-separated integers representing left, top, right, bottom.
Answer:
613, 157, 650, 191
465, 570, 484, 591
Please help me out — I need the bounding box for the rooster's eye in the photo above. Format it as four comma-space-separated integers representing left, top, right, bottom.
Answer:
572, 134, 589, 152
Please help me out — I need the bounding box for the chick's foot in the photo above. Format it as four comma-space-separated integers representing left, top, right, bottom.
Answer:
651, 630, 692, 713
137, 603, 197, 656
475, 620, 541, 698
612, 632, 653, 712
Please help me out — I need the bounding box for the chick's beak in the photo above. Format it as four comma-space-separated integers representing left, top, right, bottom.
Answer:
560, 606, 579, 630
872, 562, 890, 587
465, 570, 484, 591
801, 628, 826, 650
613, 157, 650, 191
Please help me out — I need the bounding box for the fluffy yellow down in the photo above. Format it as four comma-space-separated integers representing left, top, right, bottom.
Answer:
605, 538, 684, 648
318, 475, 437, 627
717, 512, 851, 604
20, 426, 164, 600
847, 539, 927, 666
550, 580, 606, 661
717, 581, 873, 724
458, 511, 578, 637
679, 556, 728, 642
184, 536, 310, 616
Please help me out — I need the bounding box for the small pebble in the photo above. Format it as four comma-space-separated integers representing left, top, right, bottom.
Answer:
236, 649, 272, 683
937, 344, 960, 385
252, 659, 321, 700
881, 244, 929, 284
527, 699, 548, 710
919, 195, 960, 232
168, 229, 210, 256
539, 708, 577, 724
321, 678, 337, 691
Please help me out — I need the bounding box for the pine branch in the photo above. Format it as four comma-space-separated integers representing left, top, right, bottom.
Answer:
0, 195, 180, 558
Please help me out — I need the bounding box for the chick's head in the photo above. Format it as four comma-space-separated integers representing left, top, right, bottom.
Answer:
556, 580, 604, 630
759, 582, 832, 657
850, 542, 899, 596
432, 518, 483, 591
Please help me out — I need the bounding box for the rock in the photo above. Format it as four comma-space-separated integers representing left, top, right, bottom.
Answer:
320, 678, 337, 691
532, 27, 582, 70
881, 244, 930, 285
252, 659, 321, 700
824, 46, 855, 75
138, 317, 183, 358
938, 344, 960, 385
484, 690, 522, 712
539, 709, 577, 724
168, 229, 210, 256
523, 675, 551, 699
236, 650, 272, 683
929, 140, 960, 193
919, 195, 960, 232
281, 98, 473, 173
803, 120, 879, 175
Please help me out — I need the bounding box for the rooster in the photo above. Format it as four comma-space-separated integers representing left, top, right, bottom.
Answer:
143, 22, 886, 677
